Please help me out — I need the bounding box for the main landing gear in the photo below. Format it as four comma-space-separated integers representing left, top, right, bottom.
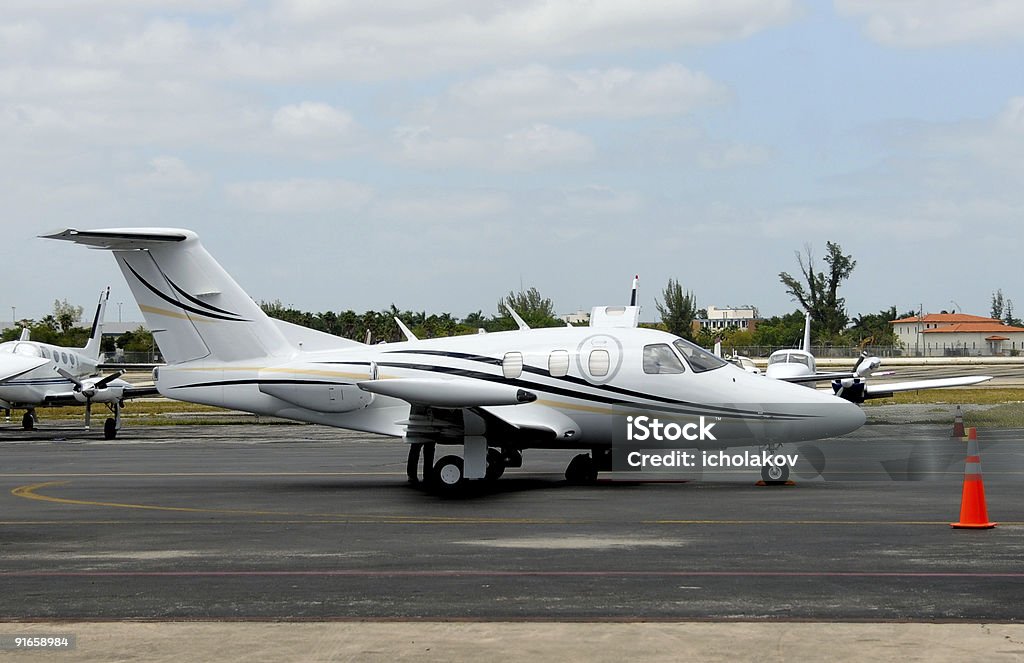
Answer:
22, 410, 35, 431
406, 443, 522, 495
758, 442, 792, 486
564, 449, 610, 484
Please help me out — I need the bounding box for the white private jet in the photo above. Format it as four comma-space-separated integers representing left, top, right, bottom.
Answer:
45, 228, 868, 489
765, 311, 991, 401
0, 288, 157, 438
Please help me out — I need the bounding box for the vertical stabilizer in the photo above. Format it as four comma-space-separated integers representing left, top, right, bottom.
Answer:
802, 310, 812, 352
42, 228, 294, 364
81, 287, 109, 360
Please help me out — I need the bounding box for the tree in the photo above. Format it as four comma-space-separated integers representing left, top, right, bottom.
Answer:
656, 278, 697, 340
991, 289, 1005, 321
498, 287, 561, 329
778, 242, 856, 339
52, 298, 83, 334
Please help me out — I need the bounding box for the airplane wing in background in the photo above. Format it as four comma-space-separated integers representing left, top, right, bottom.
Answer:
832, 375, 993, 403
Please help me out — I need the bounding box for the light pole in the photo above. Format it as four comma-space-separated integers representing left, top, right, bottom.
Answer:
10, 306, 14, 329
117, 302, 122, 323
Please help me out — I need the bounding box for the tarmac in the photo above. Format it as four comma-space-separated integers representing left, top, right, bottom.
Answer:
1, 417, 1022, 659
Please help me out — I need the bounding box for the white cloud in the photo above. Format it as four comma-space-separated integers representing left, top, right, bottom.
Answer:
372, 191, 512, 223
272, 102, 354, 139
836, 0, 1024, 47
392, 123, 595, 170
123, 156, 206, 191
441, 64, 727, 123
225, 178, 374, 214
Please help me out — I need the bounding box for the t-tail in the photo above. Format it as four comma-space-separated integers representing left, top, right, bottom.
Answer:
43, 229, 298, 365
81, 287, 109, 360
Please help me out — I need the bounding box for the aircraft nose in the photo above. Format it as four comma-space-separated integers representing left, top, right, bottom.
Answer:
823, 398, 867, 438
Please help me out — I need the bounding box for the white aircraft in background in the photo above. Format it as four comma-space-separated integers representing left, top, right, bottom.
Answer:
765, 311, 991, 401
0, 288, 156, 438
46, 228, 868, 489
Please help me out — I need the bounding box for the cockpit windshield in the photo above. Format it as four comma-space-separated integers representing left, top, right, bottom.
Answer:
768, 352, 810, 367
13, 343, 42, 358
672, 338, 727, 374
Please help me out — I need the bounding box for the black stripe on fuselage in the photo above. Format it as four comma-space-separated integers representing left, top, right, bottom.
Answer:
303, 357, 810, 421
379, 350, 812, 420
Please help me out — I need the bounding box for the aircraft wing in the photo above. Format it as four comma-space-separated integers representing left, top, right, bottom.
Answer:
776, 371, 858, 384
832, 375, 993, 403
41, 378, 160, 406
0, 355, 50, 383
358, 378, 536, 408
479, 403, 581, 440
861, 375, 993, 400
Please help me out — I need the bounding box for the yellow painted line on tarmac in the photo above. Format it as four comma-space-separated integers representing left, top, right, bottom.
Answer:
8, 482, 567, 525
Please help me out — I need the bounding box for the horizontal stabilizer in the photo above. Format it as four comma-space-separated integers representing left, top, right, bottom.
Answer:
0, 356, 49, 383
357, 378, 536, 408
41, 228, 192, 249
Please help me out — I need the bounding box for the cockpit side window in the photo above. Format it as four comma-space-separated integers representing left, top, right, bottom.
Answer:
14, 343, 42, 358
642, 344, 685, 374
673, 339, 727, 373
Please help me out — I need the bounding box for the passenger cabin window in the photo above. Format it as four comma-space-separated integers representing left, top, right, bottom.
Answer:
589, 349, 610, 377
672, 339, 727, 374
502, 352, 523, 379
642, 344, 685, 374
61, 352, 68, 364
548, 350, 569, 377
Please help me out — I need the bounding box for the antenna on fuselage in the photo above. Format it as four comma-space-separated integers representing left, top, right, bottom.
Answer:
505, 306, 530, 331
394, 317, 418, 342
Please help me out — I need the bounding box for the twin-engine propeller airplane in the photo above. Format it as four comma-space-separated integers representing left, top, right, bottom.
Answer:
45, 227, 869, 490
0, 288, 157, 438
765, 312, 991, 400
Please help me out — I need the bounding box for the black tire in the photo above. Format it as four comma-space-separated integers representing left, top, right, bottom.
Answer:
761, 463, 790, 483
104, 418, 117, 440
433, 455, 465, 494
485, 448, 506, 481
21, 412, 33, 431
565, 453, 598, 484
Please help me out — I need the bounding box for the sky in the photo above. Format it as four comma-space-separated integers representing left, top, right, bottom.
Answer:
3, 0, 1024, 325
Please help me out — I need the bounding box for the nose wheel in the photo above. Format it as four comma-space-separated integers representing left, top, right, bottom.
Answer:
761, 463, 790, 483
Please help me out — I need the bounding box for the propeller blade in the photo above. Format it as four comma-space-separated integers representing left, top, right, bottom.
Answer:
94, 370, 125, 389
56, 367, 84, 390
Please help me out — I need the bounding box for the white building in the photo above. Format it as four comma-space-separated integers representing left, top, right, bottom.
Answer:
696, 306, 761, 332
891, 313, 1024, 356
558, 309, 590, 325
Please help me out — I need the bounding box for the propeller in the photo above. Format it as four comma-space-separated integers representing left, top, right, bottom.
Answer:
55, 368, 125, 429
852, 351, 882, 378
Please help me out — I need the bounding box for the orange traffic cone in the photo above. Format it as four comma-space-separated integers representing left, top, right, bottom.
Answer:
950, 436, 996, 529
951, 405, 965, 438
967, 427, 978, 441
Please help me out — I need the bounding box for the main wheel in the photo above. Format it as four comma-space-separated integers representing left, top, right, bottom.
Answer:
21, 412, 33, 430
104, 417, 117, 440
433, 455, 465, 494
485, 448, 506, 481
565, 453, 598, 484
761, 463, 790, 483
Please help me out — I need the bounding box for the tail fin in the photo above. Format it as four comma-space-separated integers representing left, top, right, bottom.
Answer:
81, 287, 109, 360
43, 228, 294, 364
801, 310, 811, 352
